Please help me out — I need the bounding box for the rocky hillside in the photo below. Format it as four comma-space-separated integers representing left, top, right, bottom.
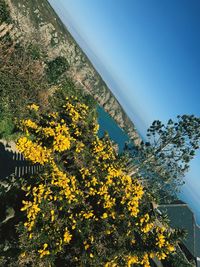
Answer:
5, 0, 141, 145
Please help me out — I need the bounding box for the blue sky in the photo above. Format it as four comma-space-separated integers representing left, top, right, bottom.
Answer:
48, 0, 200, 223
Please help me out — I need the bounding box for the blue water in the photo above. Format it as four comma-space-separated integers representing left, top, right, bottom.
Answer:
97, 106, 131, 153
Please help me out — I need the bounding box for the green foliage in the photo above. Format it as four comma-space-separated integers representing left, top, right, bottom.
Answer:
0, 96, 180, 266
0, 69, 40, 138
46, 56, 69, 83
0, 5, 189, 265
49, 78, 97, 121
0, 116, 15, 139
0, 0, 11, 23
0, 41, 48, 139
163, 246, 195, 267
127, 115, 200, 202
0, 175, 23, 265
26, 43, 44, 60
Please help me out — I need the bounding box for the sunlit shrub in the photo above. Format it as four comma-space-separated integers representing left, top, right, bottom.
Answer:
16, 97, 178, 267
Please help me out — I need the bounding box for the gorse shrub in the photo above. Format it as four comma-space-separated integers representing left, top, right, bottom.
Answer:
16, 97, 178, 267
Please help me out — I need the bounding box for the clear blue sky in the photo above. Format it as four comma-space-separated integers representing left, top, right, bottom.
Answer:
48, 0, 200, 224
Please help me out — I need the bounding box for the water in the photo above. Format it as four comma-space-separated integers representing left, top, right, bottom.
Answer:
97, 106, 132, 153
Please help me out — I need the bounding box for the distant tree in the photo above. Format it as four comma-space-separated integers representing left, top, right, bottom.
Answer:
46, 56, 69, 83
127, 115, 200, 202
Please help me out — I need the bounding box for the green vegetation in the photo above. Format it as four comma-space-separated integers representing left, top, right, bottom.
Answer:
26, 43, 44, 60
0, 26, 182, 264
0, 0, 11, 23
0, 1, 199, 266
0, 117, 15, 138
127, 116, 200, 203
0, 40, 48, 139
1, 94, 181, 266
49, 78, 96, 113
46, 56, 69, 83
163, 247, 195, 267
0, 14, 69, 139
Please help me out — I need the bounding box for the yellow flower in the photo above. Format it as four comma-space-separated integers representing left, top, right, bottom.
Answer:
167, 244, 175, 252
157, 252, 167, 260
22, 119, 38, 129
82, 212, 94, 219
149, 252, 155, 259
17, 137, 50, 165
28, 103, 39, 111
63, 228, 72, 243
105, 262, 118, 267
141, 223, 154, 233
156, 228, 166, 248
93, 123, 99, 134
43, 243, 48, 249
141, 253, 150, 267
102, 212, 108, 219
83, 241, 90, 250
75, 142, 85, 153
43, 127, 55, 137
52, 123, 71, 152
127, 255, 139, 267
51, 211, 55, 222
20, 252, 26, 258
38, 243, 50, 258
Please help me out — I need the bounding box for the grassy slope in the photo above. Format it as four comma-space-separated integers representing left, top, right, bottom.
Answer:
6, 0, 141, 145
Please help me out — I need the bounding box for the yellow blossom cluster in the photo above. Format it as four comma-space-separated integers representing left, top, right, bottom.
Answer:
38, 243, 50, 258
42, 127, 55, 137
139, 213, 154, 233
75, 141, 85, 153
52, 123, 71, 152
93, 138, 116, 161
153, 229, 175, 262
105, 261, 118, 267
126, 253, 151, 267
51, 162, 79, 204
156, 227, 166, 248
127, 255, 139, 267
106, 253, 151, 267
18, 119, 72, 164
121, 175, 144, 217
154, 226, 175, 260
22, 119, 38, 130
28, 103, 39, 111
17, 137, 50, 165
21, 183, 46, 231
63, 228, 72, 243
17, 97, 177, 266
63, 97, 89, 135
93, 122, 99, 134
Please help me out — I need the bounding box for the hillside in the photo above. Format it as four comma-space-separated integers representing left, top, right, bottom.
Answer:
5, 0, 141, 145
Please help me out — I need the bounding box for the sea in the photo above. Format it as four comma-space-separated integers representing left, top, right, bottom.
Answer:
97, 106, 131, 153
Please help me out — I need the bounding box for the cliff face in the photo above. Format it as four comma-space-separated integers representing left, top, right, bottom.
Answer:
6, 0, 141, 145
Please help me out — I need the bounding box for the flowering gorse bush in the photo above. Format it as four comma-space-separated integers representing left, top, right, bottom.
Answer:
16, 97, 178, 267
